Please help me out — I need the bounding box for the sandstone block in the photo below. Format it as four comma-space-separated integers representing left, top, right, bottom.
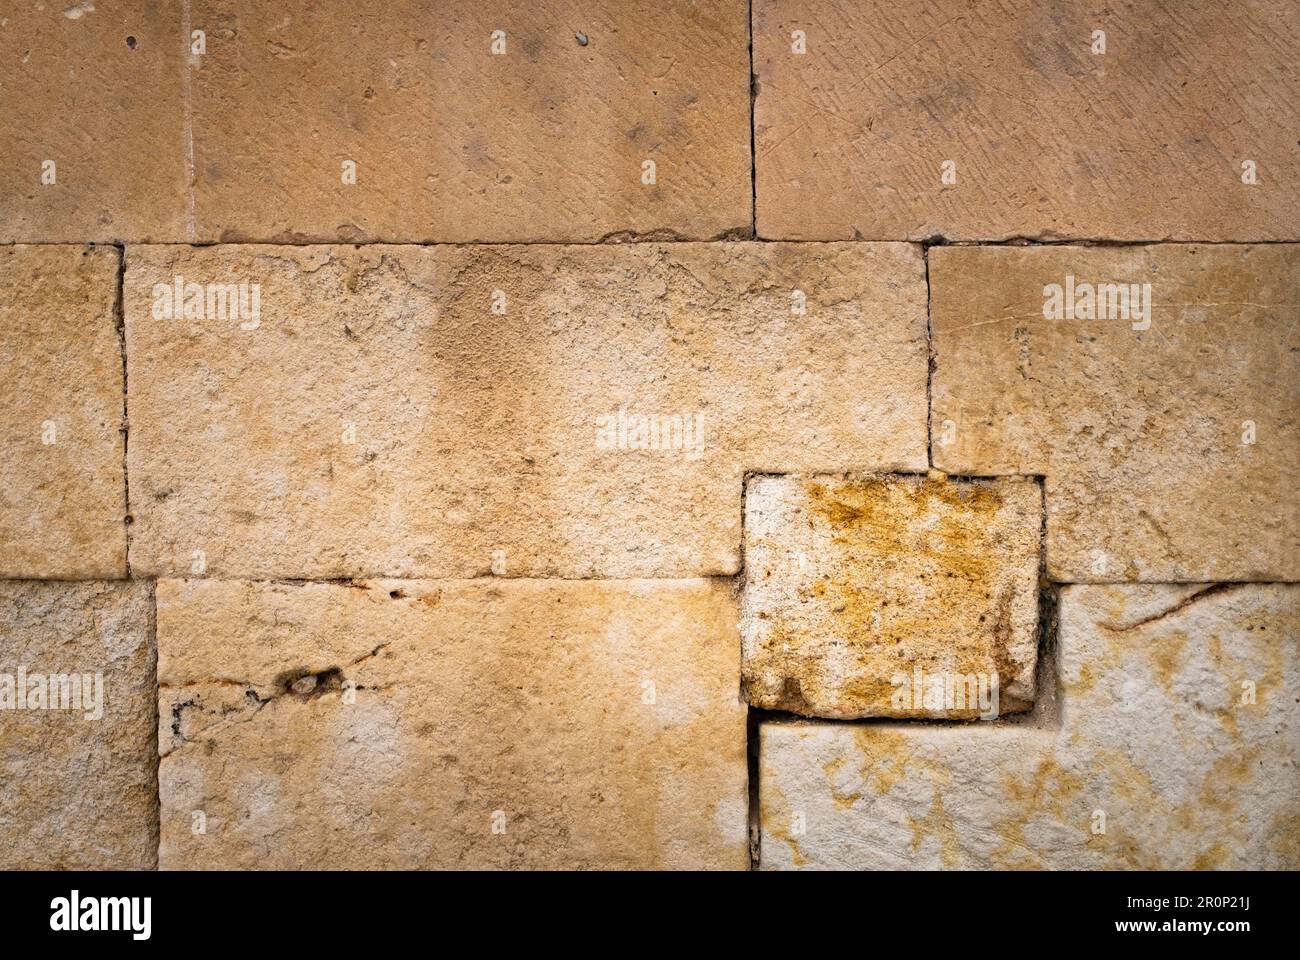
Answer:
125, 242, 928, 579
754, 0, 1300, 240
0, 581, 156, 869
190, 0, 751, 242
930, 244, 1300, 582
157, 577, 747, 869
0, 245, 126, 579
741, 473, 1041, 718
0, 3, 187, 242
760, 583, 1300, 869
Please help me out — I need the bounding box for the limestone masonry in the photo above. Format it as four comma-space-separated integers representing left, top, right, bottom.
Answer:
0, 1, 1295, 871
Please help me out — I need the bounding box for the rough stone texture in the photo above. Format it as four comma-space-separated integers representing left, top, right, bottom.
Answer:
753, 0, 1300, 240
157, 576, 747, 869
741, 473, 1041, 718
0, 3, 187, 242
0, 581, 157, 870
125, 242, 928, 579
189, 0, 751, 242
931, 244, 1300, 583
0, 245, 126, 579
760, 583, 1300, 870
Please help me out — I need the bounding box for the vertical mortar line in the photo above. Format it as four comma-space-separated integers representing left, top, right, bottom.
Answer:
146, 578, 161, 869
114, 244, 131, 578
923, 245, 934, 468
182, 0, 196, 241
747, 708, 761, 869
747, 0, 757, 238
744, 0, 761, 865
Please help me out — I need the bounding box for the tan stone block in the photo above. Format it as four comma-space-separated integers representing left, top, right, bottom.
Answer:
190, 0, 751, 242
0, 245, 126, 579
760, 583, 1300, 869
0, 3, 187, 242
741, 473, 1041, 719
125, 242, 927, 578
157, 576, 747, 869
930, 244, 1300, 582
754, 0, 1300, 240
0, 581, 156, 870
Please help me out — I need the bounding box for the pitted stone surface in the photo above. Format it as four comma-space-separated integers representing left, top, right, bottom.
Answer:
741, 473, 1041, 719
0, 581, 156, 870
0, 245, 126, 579
157, 576, 747, 870
754, 0, 1300, 240
930, 244, 1300, 582
189, 0, 751, 242
0, 4, 188, 242
126, 242, 928, 579
760, 583, 1300, 869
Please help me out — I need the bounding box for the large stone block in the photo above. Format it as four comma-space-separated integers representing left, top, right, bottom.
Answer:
760, 583, 1300, 869
190, 0, 751, 241
0, 581, 156, 869
754, 0, 1300, 240
0, 2, 188, 242
125, 242, 927, 579
930, 244, 1299, 581
0, 245, 126, 579
741, 473, 1041, 718
157, 577, 748, 869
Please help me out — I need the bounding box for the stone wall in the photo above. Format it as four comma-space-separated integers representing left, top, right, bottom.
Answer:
1, 0, 1296, 870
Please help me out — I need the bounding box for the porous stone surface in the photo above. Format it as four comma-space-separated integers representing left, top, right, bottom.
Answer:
125, 242, 928, 579
930, 244, 1300, 582
0, 581, 157, 870
760, 583, 1300, 869
156, 577, 748, 870
0, 245, 126, 579
753, 0, 1300, 240
0, 3, 188, 242
189, 0, 751, 242
741, 473, 1041, 718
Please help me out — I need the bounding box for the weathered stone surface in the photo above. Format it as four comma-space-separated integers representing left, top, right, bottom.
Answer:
0, 3, 187, 242
741, 473, 1041, 718
760, 583, 1300, 870
931, 244, 1300, 582
126, 242, 927, 579
190, 0, 751, 242
0, 581, 156, 870
0, 245, 126, 579
157, 577, 747, 869
754, 0, 1300, 240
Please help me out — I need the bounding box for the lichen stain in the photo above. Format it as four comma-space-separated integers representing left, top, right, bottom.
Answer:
908, 785, 962, 867
755, 475, 1031, 717
991, 754, 1084, 869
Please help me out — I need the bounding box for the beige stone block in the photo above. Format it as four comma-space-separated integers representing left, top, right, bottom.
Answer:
0, 581, 156, 870
0, 245, 126, 579
741, 473, 1041, 718
0, 3, 187, 242
930, 244, 1300, 582
190, 0, 751, 242
157, 576, 747, 869
754, 0, 1300, 240
759, 583, 1300, 870
125, 242, 927, 579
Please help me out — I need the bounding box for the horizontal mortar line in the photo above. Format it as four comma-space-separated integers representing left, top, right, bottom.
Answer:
2, 237, 1299, 249
3, 575, 1292, 587
746, 705, 1057, 731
